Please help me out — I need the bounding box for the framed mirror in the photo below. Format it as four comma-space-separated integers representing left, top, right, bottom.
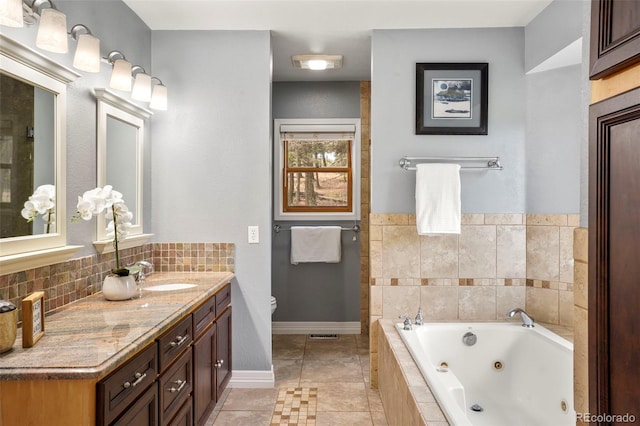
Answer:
94, 89, 152, 253
0, 34, 81, 274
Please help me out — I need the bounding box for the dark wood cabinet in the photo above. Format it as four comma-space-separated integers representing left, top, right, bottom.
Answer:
590, 0, 640, 79
215, 307, 232, 396
193, 322, 216, 425
112, 385, 159, 426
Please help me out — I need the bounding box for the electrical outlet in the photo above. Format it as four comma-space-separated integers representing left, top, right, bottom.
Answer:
248, 226, 259, 244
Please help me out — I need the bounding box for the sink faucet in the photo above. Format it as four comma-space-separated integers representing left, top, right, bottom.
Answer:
507, 308, 535, 328
134, 260, 154, 279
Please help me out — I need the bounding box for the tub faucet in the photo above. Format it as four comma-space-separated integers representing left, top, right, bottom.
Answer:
415, 308, 424, 326
399, 314, 413, 330
507, 308, 535, 328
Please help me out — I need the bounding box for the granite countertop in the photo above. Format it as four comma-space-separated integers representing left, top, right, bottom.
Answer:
0, 271, 234, 381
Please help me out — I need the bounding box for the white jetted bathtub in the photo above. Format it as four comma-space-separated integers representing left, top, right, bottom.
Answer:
396, 322, 575, 426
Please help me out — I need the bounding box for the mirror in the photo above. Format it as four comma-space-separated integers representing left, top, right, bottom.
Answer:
0, 34, 82, 273
94, 89, 152, 252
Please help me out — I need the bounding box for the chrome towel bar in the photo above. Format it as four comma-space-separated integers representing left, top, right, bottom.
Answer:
399, 156, 503, 171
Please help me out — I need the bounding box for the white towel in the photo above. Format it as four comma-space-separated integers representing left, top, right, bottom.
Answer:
415, 163, 461, 235
290, 226, 342, 264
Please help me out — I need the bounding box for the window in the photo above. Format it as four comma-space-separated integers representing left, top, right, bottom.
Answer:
274, 119, 360, 221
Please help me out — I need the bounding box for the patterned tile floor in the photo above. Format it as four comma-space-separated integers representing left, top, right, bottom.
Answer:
205, 334, 388, 426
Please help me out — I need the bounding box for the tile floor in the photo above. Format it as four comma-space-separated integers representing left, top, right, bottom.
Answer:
205, 334, 389, 426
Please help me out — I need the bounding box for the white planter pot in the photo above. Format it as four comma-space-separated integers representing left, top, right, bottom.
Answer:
102, 274, 137, 301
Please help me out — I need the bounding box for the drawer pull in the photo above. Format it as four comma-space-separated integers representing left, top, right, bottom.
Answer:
122, 372, 146, 389
168, 379, 187, 393
169, 335, 189, 348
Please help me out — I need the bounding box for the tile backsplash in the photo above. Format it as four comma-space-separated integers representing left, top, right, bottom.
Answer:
368, 213, 578, 387
0, 242, 235, 323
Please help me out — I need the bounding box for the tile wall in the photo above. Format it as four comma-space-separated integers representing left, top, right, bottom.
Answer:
573, 228, 588, 424
360, 81, 371, 336
0, 242, 235, 323
368, 213, 579, 387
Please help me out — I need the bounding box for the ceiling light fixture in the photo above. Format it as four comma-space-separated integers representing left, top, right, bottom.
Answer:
292, 54, 343, 71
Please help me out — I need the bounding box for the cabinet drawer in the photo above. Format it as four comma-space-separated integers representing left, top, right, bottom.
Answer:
112, 384, 158, 426
192, 296, 215, 338
158, 315, 193, 371
159, 347, 193, 425
98, 343, 158, 425
215, 283, 231, 316
167, 396, 193, 426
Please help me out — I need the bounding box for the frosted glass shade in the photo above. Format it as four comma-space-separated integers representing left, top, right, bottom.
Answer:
149, 84, 168, 110
110, 59, 132, 91
131, 72, 152, 101
0, 0, 24, 27
35, 8, 68, 53
73, 34, 100, 73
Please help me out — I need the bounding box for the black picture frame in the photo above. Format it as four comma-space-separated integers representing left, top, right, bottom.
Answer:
416, 62, 488, 135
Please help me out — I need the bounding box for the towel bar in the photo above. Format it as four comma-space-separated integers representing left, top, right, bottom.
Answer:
399, 156, 503, 171
273, 224, 360, 233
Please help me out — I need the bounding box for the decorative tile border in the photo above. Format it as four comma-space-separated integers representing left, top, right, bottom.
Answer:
270, 387, 318, 426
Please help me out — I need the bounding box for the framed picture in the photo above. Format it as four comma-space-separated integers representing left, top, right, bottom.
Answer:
22, 291, 45, 348
416, 63, 488, 135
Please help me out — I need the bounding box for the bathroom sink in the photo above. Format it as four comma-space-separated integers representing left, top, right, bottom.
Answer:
144, 283, 197, 292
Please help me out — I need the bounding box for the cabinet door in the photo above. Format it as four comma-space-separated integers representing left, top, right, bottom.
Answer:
168, 397, 193, 426
215, 307, 232, 396
112, 384, 158, 426
159, 347, 193, 425
193, 322, 216, 425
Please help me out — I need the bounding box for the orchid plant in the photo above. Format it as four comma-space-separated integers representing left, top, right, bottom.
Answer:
21, 184, 56, 233
72, 185, 133, 276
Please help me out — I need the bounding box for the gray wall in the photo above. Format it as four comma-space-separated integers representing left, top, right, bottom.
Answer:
271, 82, 361, 322
371, 28, 527, 214
2, 0, 152, 256
151, 31, 272, 371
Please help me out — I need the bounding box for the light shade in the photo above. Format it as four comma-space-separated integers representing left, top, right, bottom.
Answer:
110, 59, 132, 91
131, 72, 152, 101
73, 33, 100, 72
35, 8, 68, 53
292, 54, 343, 71
149, 83, 167, 111
0, 0, 24, 27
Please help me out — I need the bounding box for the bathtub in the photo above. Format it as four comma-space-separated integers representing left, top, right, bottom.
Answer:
396, 322, 575, 426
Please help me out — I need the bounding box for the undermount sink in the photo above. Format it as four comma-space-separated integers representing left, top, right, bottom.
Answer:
144, 283, 197, 292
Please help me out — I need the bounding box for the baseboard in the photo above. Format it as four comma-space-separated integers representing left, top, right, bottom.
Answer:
272, 321, 361, 334
229, 366, 275, 388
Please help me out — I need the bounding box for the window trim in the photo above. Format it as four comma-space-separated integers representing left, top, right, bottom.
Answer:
274, 118, 360, 221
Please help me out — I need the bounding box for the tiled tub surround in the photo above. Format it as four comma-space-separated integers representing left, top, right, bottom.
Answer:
369, 213, 578, 387
377, 319, 573, 426
573, 227, 588, 425
0, 242, 235, 324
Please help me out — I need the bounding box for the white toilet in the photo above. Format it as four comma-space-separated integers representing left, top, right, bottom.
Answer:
270, 296, 277, 315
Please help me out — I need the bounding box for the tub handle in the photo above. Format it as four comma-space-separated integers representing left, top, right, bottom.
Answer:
399, 314, 413, 330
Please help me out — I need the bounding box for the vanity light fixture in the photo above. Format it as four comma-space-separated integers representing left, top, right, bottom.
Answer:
106, 51, 132, 92
69, 24, 100, 73
34, 0, 68, 53
149, 77, 168, 111
291, 54, 343, 71
131, 65, 152, 102
0, 0, 23, 27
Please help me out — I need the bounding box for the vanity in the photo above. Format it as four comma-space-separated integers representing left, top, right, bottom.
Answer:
0, 271, 233, 426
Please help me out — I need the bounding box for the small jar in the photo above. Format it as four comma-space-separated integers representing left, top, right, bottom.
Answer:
0, 300, 18, 353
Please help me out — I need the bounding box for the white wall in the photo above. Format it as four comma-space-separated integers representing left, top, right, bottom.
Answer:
371, 28, 527, 214
151, 31, 273, 371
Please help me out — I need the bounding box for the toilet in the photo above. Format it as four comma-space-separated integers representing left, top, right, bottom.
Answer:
270, 296, 277, 315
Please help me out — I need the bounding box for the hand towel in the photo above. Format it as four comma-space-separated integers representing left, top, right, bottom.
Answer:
415, 163, 461, 235
290, 226, 342, 264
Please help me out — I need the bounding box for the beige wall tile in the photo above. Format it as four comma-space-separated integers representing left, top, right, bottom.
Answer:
526, 214, 568, 226
420, 234, 459, 278
382, 286, 421, 320
462, 214, 485, 225
574, 306, 588, 416
526, 226, 560, 281
370, 286, 383, 316
496, 286, 526, 319
573, 227, 588, 263
525, 287, 559, 324
382, 226, 420, 278
573, 261, 588, 309
559, 290, 574, 327
420, 286, 459, 320
497, 225, 526, 278
371, 214, 410, 226
370, 225, 383, 241
559, 227, 575, 283
459, 225, 497, 278
459, 286, 496, 320
485, 213, 524, 225
370, 240, 382, 278
567, 214, 580, 227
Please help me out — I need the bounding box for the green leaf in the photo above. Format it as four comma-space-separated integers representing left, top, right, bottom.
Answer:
111, 268, 130, 276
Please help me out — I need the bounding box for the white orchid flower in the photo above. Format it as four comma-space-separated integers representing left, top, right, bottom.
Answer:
21, 185, 56, 226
